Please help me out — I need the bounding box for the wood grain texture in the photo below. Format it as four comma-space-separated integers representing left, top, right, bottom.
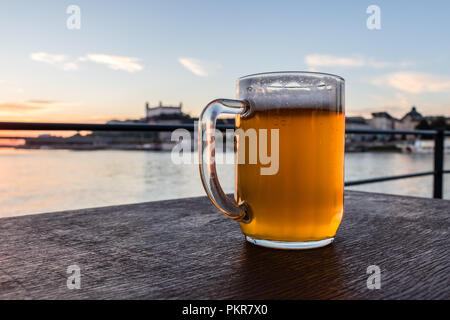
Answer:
0, 191, 448, 300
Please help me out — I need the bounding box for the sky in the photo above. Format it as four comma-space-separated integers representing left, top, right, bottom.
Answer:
0, 0, 449, 125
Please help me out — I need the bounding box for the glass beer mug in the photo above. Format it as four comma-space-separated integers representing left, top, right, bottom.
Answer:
199, 72, 345, 249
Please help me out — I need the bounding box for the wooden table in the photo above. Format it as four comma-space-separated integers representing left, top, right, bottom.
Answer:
0, 191, 448, 299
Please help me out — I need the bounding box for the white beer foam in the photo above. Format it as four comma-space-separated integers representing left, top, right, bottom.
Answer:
237, 72, 344, 112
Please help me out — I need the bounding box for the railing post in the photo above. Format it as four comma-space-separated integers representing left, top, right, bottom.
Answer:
433, 129, 444, 199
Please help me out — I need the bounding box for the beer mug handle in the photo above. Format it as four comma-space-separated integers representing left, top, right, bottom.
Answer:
198, 99, 250, 222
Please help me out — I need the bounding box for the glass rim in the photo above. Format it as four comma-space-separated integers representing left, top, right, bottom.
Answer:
239, 71, 345, 82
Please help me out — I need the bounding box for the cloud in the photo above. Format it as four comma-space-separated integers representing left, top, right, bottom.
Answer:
371, 72, 450, 94
26, 100, 59, 105
30, 52, 66, 64
30, 52, 144, 72
305, 54, 365, 68
30, 52, 78, 71
0, 102, 46, 112
79, 54, 143, 72
0, 100, 77, 113
305, 54, 413, 69
178, 57, 221, 77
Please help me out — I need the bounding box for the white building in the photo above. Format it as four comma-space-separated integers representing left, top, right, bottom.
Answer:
395, 106, 424, 140
369, 112, 396, 141
144, 101, 185, 141
145, 101, 182, 120
369, 112, 396, 130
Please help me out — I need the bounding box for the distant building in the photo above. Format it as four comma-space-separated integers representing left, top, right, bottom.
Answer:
395, 106, 424, 140
145, 101, 183, 120
370, 112, 396, 130
345, 117, 373, 142
369, 112, 396, 141
145, 101, 186, 141
395, 106, 423, 131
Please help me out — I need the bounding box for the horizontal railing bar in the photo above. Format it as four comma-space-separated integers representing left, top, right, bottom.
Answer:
0, 122, 217, 132
345, 171, 436, 186
0, 122, 449, 136
0, 136, 28, 139
345, 128, 438, 135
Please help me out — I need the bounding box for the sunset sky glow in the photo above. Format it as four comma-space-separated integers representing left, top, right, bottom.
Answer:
0, 0, 449, 126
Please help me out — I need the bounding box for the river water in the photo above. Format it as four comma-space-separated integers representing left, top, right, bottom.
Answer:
0, 148, 448, 217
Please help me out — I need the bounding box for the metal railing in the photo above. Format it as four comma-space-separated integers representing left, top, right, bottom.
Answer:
0, 121, 448, 199
345, 128, 449, 199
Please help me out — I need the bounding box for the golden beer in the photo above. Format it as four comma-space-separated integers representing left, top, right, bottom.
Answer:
236, 108, 345, 242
